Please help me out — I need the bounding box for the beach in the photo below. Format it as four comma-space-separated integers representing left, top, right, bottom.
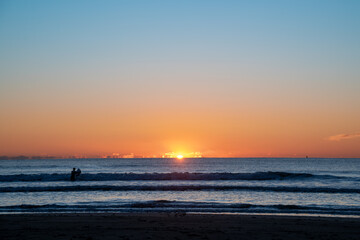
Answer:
1, 213, 360, 240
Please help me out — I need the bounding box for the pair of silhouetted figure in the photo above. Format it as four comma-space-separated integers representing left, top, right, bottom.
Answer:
70, 168, 81, 181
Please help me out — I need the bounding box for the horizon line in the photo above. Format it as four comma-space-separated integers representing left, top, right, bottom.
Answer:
1, 156, 360, 160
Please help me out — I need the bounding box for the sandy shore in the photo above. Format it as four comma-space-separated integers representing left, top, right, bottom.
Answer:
1, 213, 360, 240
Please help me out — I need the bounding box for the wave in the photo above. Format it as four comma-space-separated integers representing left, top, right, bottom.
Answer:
0, 171, 343, 182
1, 184, 360, 194
1, 201, 360, 215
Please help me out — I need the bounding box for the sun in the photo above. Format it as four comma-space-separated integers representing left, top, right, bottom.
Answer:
176, 155, 183, 160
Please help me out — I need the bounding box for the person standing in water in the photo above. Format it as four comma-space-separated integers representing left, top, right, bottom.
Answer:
70, 168, 76, 181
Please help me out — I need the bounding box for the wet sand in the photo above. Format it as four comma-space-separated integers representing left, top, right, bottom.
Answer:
1, 213, 360, 240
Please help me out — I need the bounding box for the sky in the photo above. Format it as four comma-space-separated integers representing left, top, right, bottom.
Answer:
0, 0, 359, 158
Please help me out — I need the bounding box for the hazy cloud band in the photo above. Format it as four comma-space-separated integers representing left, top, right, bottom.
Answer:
327, 133, 360, 141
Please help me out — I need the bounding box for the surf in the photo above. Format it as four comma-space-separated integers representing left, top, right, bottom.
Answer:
0, 171, 345, 182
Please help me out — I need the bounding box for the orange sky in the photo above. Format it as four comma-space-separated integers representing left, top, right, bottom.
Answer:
1, 84, 359, 157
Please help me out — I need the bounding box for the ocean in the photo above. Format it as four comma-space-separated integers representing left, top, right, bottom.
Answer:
0, 158, 360, 216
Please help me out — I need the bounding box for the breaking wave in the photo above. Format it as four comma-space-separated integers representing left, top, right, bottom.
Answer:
0, 171, 344, 182
1, 184, 359, 193
1, 200, 360, 215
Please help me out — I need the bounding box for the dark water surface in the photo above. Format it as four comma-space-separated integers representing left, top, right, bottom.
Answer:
0, 158, 359, 215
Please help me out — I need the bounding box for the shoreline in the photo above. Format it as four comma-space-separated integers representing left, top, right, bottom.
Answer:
2, 211, 360, 219
1, 213, 360, 240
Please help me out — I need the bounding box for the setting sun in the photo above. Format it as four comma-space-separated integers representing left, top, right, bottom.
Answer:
176, 155, 183, 160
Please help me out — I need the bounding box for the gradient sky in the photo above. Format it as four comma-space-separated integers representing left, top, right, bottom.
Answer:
1, 0, 360, 157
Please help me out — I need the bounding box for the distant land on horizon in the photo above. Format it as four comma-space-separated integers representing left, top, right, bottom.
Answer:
1, 155, 359, 160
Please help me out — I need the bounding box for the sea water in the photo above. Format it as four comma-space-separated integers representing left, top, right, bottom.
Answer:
0, 158, 360, 216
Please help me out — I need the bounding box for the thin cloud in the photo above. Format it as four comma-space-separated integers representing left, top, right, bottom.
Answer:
327, 132, 360, 141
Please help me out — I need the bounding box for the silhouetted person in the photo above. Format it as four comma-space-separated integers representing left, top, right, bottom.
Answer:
70, 168, 76, 181
75, 168, 81, 177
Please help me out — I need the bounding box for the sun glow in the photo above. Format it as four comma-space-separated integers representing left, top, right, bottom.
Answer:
162, 152, 202, 158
